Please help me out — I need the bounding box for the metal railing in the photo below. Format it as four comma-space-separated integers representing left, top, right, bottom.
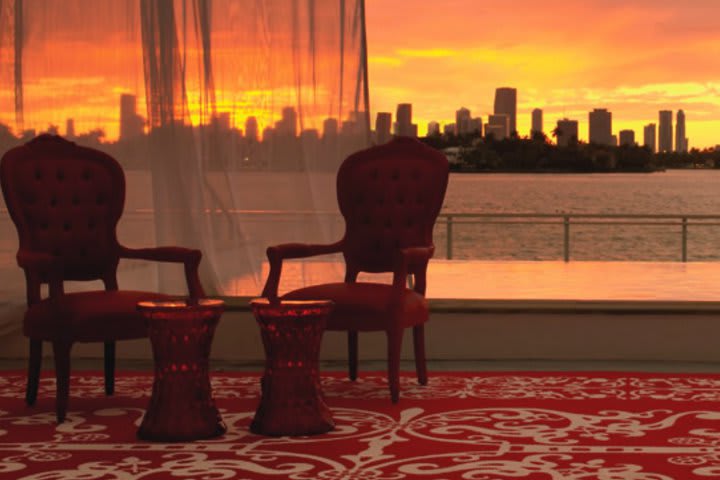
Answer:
3, 209, 717, 262
439, 213, 720, 262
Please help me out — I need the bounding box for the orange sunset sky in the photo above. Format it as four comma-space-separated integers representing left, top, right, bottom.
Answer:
365, 0, 720, 149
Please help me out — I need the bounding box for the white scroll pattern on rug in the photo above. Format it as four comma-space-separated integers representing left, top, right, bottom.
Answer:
1, 374, 720, 479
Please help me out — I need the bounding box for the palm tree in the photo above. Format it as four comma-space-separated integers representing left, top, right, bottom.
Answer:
551, 126, 563, 146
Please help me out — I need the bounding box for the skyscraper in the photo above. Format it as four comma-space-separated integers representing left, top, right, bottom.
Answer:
394, 103, 417, 137
276, 106, 298, 137
119, 94, 144, 140
643, 123, 656, 152
245, 116, 259, 141
375, 112, 392, 144
589, 108, 612, 145
486, 114, 509, 140
494, 87, 517, 136
619, 129, 635, 146
427, 121, 440, 136
658, 110, 673, 153
65, 119, 75, 139
555, 119, 578, 147
455, 107, 472, 135
531, 108, 543, 136
675, 110, 686, 153
470, 117, 482, 136
323, 118, 339, 139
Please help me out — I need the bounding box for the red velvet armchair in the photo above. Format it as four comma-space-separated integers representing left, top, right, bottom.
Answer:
0, 135, 205, 422
262, 136, 449, 402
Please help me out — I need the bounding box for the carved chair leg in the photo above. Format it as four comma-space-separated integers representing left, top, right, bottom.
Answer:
26, 339, 42, 406
348, 331, 358, 381
52, 341, 72, 423
104, 341, 115, 396
413, 325, 428, 385
387, 329, 403, 404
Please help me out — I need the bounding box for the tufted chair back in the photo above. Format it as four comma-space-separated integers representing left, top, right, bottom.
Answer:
337, 136, 449, 274
1, 135, 124, 286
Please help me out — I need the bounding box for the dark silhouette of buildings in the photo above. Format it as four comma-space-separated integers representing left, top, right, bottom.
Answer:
589, 108, 612, 146
494, 87, 517, 136
119, 94, 144, 140
676, 109, 687, 152
394, 103, 417, 137
659, 110, 673, 153
643, 123, 656, 152
375, 112, 392, 144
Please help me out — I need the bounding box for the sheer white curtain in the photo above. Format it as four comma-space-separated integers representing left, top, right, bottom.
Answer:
0, 0, 370, 325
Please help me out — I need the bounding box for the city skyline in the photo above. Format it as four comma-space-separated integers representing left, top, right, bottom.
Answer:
365, 0, 720, 149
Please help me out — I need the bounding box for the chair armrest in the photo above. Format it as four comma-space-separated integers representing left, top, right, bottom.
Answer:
17, 250, 63, 272
16, 250, 65, 301
391, 246, 435, 295
261, 241, 343, 299
119, 246, 205, 299
119, 246, 201, 263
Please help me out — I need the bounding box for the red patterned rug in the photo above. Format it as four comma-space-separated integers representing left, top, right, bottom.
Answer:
2, 371, 720, 479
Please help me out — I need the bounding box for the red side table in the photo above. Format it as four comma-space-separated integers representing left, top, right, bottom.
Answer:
137, 298, 226, 442
250, 298, 334, 436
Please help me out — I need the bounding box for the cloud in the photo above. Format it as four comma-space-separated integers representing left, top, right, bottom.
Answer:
395, 48, 459, 58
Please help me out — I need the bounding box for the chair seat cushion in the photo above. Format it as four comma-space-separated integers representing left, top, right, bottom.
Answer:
24, 290, 174, 342
282, 282, 428, 331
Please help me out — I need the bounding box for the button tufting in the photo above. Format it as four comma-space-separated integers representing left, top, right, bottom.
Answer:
63, 222, 71, 231
82, 169, 92, 180
56, 170, 64, 180
34, 169, 42, 180
50, 196, 58, 207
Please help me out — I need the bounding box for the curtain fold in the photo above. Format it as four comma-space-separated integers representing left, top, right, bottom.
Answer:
0, 0, 370, 332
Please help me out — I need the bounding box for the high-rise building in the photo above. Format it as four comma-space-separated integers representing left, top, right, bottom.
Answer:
531, 108, 543, 136
589, 108, 612, 145
455, 107, 472, 135
658, 110, 673, 153
211, 112, 231, 131
487, 114, 509, 140
470, 117, 482, 136
555, 118, 578, 147
245, 116, 259, 141
484, 124, 506, 140
394, 103, 417, 137
494, 87, 517, 136
443, 123, 456, 135
276, 107, 298, 136
619, 129, 635, 146
323, 118, 339, 138
119, 94, 144, 140
375, 112, 392, 144
675, 110, 687, 153
643, 123, 656, 152
427, 121, 440, 136
65, 119, 75, 139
